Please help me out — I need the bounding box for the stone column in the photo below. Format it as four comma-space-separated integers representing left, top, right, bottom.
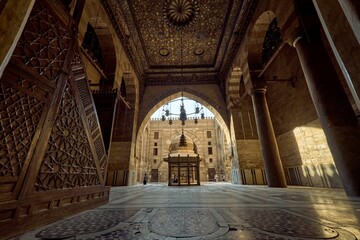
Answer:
228, 112, 242, 184
312, 0, 360, 109
251, 86, 287, 187
292, 35, 360, 196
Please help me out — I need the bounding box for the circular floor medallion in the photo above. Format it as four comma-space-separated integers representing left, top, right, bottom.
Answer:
149, 209, 219, 237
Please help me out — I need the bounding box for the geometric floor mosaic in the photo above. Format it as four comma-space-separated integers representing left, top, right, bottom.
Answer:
149, 209, 219, 237
13, 183, 360, 239
35, 210, 138, 239
231, 209, 338, 238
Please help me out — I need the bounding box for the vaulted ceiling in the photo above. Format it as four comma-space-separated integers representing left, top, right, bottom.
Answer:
102, 0, 258, 86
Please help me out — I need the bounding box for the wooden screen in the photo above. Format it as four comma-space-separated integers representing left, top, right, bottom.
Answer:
0, 1, 109, 238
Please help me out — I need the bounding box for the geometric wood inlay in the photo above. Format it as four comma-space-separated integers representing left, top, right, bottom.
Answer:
35, 82, 100, 191
87, 113, 98, 133
94, 137, 105, 161
0, 83, 45, 178
11, 1, 70, 83
76, 77, 93, 108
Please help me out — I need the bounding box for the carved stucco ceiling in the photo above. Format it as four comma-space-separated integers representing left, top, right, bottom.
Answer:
102, 0, 258, 85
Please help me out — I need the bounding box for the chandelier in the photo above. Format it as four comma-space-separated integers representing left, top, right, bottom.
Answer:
161, 95, 205, 126
179, 128, 187, 147
161, 0, 203, 146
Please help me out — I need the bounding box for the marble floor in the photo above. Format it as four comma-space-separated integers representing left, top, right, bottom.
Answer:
13, 182, 360, 239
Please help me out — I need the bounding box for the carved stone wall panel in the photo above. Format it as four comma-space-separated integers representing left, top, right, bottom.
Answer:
11, 0, 71, 84
34, 83, 101, 192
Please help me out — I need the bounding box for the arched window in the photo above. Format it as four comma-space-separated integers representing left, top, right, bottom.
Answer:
82, 23, 104, 68
262, 18, 282, 64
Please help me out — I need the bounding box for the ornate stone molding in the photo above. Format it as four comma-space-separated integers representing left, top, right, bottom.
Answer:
145, 72, 218, 85
139, 86, 228, 127
219, 0, 259, 81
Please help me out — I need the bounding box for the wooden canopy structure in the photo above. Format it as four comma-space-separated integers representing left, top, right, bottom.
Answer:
165, 154, 200, 186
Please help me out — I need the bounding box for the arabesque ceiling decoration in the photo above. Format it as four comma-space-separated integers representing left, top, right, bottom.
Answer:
102, 0, 258, 85
163, 0, 199, 29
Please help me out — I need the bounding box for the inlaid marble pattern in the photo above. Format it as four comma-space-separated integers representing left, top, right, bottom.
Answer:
149, 209, 219, 237
35, 210, 138, 239
86, 229, 133, 240
230, 209, 338, 238
14, 183, 360, 240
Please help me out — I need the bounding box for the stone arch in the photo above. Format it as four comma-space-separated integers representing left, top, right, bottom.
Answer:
239, 75, 246, 96
138, 86, 229, 129
138, 90, 230, 145
121, 73, 138, 107
135, 90, 232, 183
227, 8, 287, 102
247, 11, 277, 71
79, 1, 138, 94
226, 67, 243, 107
245, 0, 297, 76
166, 130, 211, 180
86, 17, 117, 89
165, 129, 205, 159
136, 125, 208, 183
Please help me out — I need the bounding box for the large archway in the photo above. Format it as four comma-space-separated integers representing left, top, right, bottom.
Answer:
134, 91, 232, 185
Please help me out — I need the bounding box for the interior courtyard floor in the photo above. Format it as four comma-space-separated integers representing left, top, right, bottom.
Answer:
12, 182, 360, 240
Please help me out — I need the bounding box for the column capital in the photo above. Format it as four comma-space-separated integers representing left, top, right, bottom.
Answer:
284, 28, 304, 48
292, 36, 303, 48
250, 83, 267, 95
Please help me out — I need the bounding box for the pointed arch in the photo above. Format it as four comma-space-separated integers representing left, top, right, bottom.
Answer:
137, 90, 230, 147
135, 90, 231, 183
247, 11, 277, 71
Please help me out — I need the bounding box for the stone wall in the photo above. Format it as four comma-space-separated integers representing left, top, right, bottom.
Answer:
78, 0, 135, 89
277, 120, 333, 167
107, 142, 132, 186
138, 84, 229, 129
237, 140, 263, 169
262, 43, 343, 189
237, 139, 266, 185
265, 45, 319, 136
277, 120, 342, 188
140, 118, 223, 183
